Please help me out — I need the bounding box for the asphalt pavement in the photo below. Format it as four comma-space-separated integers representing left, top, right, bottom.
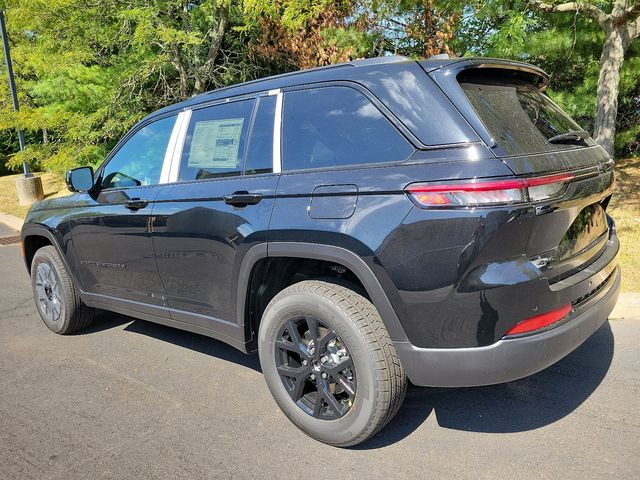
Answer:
1, 242, 639, 479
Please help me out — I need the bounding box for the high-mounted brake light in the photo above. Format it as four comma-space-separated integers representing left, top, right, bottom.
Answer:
506, 304, 572, 336
405, 172, 575, 208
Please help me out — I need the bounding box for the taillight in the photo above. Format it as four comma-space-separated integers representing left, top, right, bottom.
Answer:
505, 304, 572, 336
405, 172, 574, 208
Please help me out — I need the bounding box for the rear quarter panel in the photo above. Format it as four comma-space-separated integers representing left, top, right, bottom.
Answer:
269, 151, 516, 346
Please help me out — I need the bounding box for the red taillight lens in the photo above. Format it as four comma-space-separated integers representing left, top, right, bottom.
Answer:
405, 173, 574, 208
505, 304, 573, 336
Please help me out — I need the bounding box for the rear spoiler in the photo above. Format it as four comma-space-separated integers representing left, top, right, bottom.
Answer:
421, 58, 550, 150
420, 58, 549, 90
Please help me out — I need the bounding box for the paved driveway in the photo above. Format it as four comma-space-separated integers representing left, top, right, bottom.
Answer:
0, 243, 638, 479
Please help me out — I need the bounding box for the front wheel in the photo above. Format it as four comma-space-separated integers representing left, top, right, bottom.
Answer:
258, 280, 407, 447
31, 245, 95, 334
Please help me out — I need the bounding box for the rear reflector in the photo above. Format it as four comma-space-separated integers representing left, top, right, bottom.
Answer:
406, 172, 574, 207
506, 304, 572, 336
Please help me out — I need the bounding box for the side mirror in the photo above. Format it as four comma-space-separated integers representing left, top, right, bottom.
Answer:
66, 166, 95, 193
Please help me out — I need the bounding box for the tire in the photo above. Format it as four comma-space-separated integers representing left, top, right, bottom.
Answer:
258, 279, 407, 447
31, 245, 95, 334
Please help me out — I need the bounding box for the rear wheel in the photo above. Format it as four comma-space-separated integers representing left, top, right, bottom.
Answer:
31, 246, 95, 334
258, 279, 406, 447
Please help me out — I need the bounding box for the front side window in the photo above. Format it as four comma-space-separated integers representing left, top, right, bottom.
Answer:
101, 115, 176, 189
282, 86, 413, 171
179, 100, 254, 181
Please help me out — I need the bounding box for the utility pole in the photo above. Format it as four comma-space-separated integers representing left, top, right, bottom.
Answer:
0, 10, 43, 205
0, 10, 29, 176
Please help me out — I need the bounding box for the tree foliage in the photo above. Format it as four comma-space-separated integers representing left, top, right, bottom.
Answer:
0, 0, 638, 174
0, 0, 259, 172
461, 1, 639, 157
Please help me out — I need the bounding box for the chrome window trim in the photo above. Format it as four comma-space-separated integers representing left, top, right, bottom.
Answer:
167, 109, 192, 183
273, 91, 283, 174
159, 112, 185, 184
166, 90, 280, 182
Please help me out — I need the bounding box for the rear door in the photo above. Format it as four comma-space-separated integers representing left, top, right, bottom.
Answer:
152, 94, 278, 338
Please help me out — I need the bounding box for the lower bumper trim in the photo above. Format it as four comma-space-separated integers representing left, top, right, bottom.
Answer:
395, 266, 621, 387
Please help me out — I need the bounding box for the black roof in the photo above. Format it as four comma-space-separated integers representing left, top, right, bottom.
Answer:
139, 55, 547, 147
147, 55, 547, 119
149, 55, 416, 117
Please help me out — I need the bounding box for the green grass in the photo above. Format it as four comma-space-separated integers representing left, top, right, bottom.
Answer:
609, 157, 640, 292
0, 159, 638, 291
0, 172, 68, 218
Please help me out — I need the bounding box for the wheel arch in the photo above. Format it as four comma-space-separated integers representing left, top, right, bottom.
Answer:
238, 242, 409, 351
21, 225, 72, 278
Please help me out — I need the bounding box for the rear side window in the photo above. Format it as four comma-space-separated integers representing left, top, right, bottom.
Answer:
460, 79, 586, 156
245, 95, 275, 175
179, 100, 254, 181
282, 86, 413, 171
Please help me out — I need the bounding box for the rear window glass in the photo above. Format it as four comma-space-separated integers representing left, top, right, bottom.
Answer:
460, 80, 587, 156
282, 86, 413, 171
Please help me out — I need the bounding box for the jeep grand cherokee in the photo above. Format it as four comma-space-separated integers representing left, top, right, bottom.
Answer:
22, 55, 620, 447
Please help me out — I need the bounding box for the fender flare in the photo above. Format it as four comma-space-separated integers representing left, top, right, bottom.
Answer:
237, 241, 409, 343
21, 224, 78, 284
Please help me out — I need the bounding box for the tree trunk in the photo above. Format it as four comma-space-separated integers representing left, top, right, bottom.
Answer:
193, 74, 207, 95
171, 53, 190, 100
192, 6, 229, 95
593, 24, 625, 158
528, 0, 640, 160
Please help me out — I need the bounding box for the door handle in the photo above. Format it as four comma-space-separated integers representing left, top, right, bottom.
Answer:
124, 198, 149, 211
223, 191, 262, 207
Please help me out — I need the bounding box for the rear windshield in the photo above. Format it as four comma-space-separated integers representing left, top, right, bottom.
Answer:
460, 79, 587, 156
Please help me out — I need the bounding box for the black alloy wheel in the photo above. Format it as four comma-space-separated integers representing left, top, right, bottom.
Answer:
259, 280, 407, 446
275, 315, 356, 419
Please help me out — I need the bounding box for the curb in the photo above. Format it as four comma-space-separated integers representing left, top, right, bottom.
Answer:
610, 292, 640, 320
0, 212, 23, 233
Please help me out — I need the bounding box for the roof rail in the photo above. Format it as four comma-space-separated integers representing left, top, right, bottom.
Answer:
348, 55, 412, 67
193, 55, 412, 100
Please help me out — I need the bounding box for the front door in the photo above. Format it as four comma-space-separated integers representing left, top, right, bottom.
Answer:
152, 95, 278, 335
69, 114, 178, 308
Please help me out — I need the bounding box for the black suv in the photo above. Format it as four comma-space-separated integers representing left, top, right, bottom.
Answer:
22, 56, 620, 447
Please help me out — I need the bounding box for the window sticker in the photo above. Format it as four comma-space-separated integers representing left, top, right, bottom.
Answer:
187, 118, 244, 168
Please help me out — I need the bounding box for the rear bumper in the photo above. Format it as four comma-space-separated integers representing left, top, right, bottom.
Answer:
394, 265, 620, 387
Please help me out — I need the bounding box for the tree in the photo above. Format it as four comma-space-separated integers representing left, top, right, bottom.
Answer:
1, 0, 637, 175
368, 1, 463, 57
529, 0, 640, 157
0, 0, 259, 173
243, 0, 361, 70
242, 1, 466, 70
124, 0, 239, 98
